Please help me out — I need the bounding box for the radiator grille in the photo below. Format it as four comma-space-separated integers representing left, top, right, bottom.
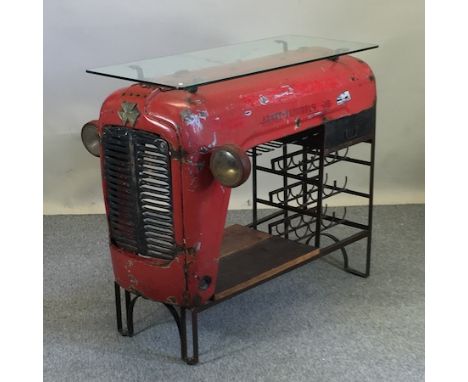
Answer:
102, 127, 176, 260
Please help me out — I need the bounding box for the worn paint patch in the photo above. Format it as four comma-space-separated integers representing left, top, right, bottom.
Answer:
294, 118, 301, 130
306, 111, 323, 119
336, 90, 351, 105
180, 109, 208, 134
199, 132, 218, 153
128, 273, 138, 286
273, 85, 294, 99
148, 258, 174, 268
193, 242, 202, 253
125, 259, 134, 271
259, 95, 269, 105
123, 260, 138, 286
198, 110, 208, 119
209, 132, 217, 148
261, 103, 321, 125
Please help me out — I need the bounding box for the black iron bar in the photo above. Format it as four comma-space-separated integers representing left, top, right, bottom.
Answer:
246, 209, 284, 228
188, 310, 199, 365
302, 146, 308, 208
283, 143, 289, 239
180, 308, 188, 361
313, 230, 369, 257
124, 290, 134, 336
266, 210, 362, 243
163, 304, 185, 358
268, 212, 310, 229
256, 198, 318, 217
263, 142, 283, 148
365, 136, 376, 276
315, 134, 324, 248
322, 184, 370, 199
114, 282, 123, 333
272, 148, 314, 171
321, 214, 368, 230
270, 148, 367, 172
274, 154, 317, 172
180, 308, 199, 365
256, 165, 320, 185
268, 213, 315, 240
268, 184, 367, 209
246, 142, 282, 157
269, 182, 315, 202
255, 146, 273, 153
326, 153, 371, 166
252, 147, 258, 229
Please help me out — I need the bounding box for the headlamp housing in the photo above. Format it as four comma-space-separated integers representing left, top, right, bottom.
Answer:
209, 144, 251, 188
81, 121, 100, 157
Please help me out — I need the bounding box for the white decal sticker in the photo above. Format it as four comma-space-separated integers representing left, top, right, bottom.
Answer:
336, 90, 351, 105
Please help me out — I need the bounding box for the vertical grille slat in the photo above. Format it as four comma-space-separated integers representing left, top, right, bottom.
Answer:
102, 127, 176, 260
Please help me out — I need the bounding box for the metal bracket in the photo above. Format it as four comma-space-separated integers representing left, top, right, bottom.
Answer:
170, 147, 188, 161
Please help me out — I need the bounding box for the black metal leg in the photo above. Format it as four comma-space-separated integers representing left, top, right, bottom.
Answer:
282, 144, 289, 240
163, 304, 186, 360
114, 282, 140, 336
190, 310, 199, 365
114, 282, 200, 365
125, 290, 136, 337
180, 308, 199, 365
343, 137, 375, 278
365, 137, 376, 277
252, 147, 258, 229
343, 248, 370, 278
315, 232, 370, 278
315, 133, 325, 248
114, 282, 123, 333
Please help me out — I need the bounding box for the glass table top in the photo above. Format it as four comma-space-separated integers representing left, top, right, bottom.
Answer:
86, 35, 378, 90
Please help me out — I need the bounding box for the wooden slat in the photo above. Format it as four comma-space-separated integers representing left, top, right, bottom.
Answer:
220, 224, 271, 258
215, 234, 319, 300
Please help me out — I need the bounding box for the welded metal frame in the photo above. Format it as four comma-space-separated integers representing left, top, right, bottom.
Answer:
113, 121, 376, 365
249, 122, 375, 277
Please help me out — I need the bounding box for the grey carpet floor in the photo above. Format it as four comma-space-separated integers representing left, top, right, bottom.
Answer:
44, 205, 424, 382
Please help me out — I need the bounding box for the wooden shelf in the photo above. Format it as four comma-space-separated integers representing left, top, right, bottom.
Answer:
214, 225, 320, 300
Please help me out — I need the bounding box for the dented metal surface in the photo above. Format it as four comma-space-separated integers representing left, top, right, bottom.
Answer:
92, 56, 376, 307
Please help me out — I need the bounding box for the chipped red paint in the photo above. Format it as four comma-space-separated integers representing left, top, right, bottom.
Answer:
93, 55, 376, 307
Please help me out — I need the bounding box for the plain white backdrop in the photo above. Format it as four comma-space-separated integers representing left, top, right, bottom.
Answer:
43, 0, 424, 214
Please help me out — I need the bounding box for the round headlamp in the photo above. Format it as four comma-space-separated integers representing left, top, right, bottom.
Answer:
81, 122, 100, 157
209, 144, 251, 188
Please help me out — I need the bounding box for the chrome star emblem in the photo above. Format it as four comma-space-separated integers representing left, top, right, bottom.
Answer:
118, 102, 140, 127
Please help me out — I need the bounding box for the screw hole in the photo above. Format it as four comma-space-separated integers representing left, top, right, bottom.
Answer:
198, 276, 212, 291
